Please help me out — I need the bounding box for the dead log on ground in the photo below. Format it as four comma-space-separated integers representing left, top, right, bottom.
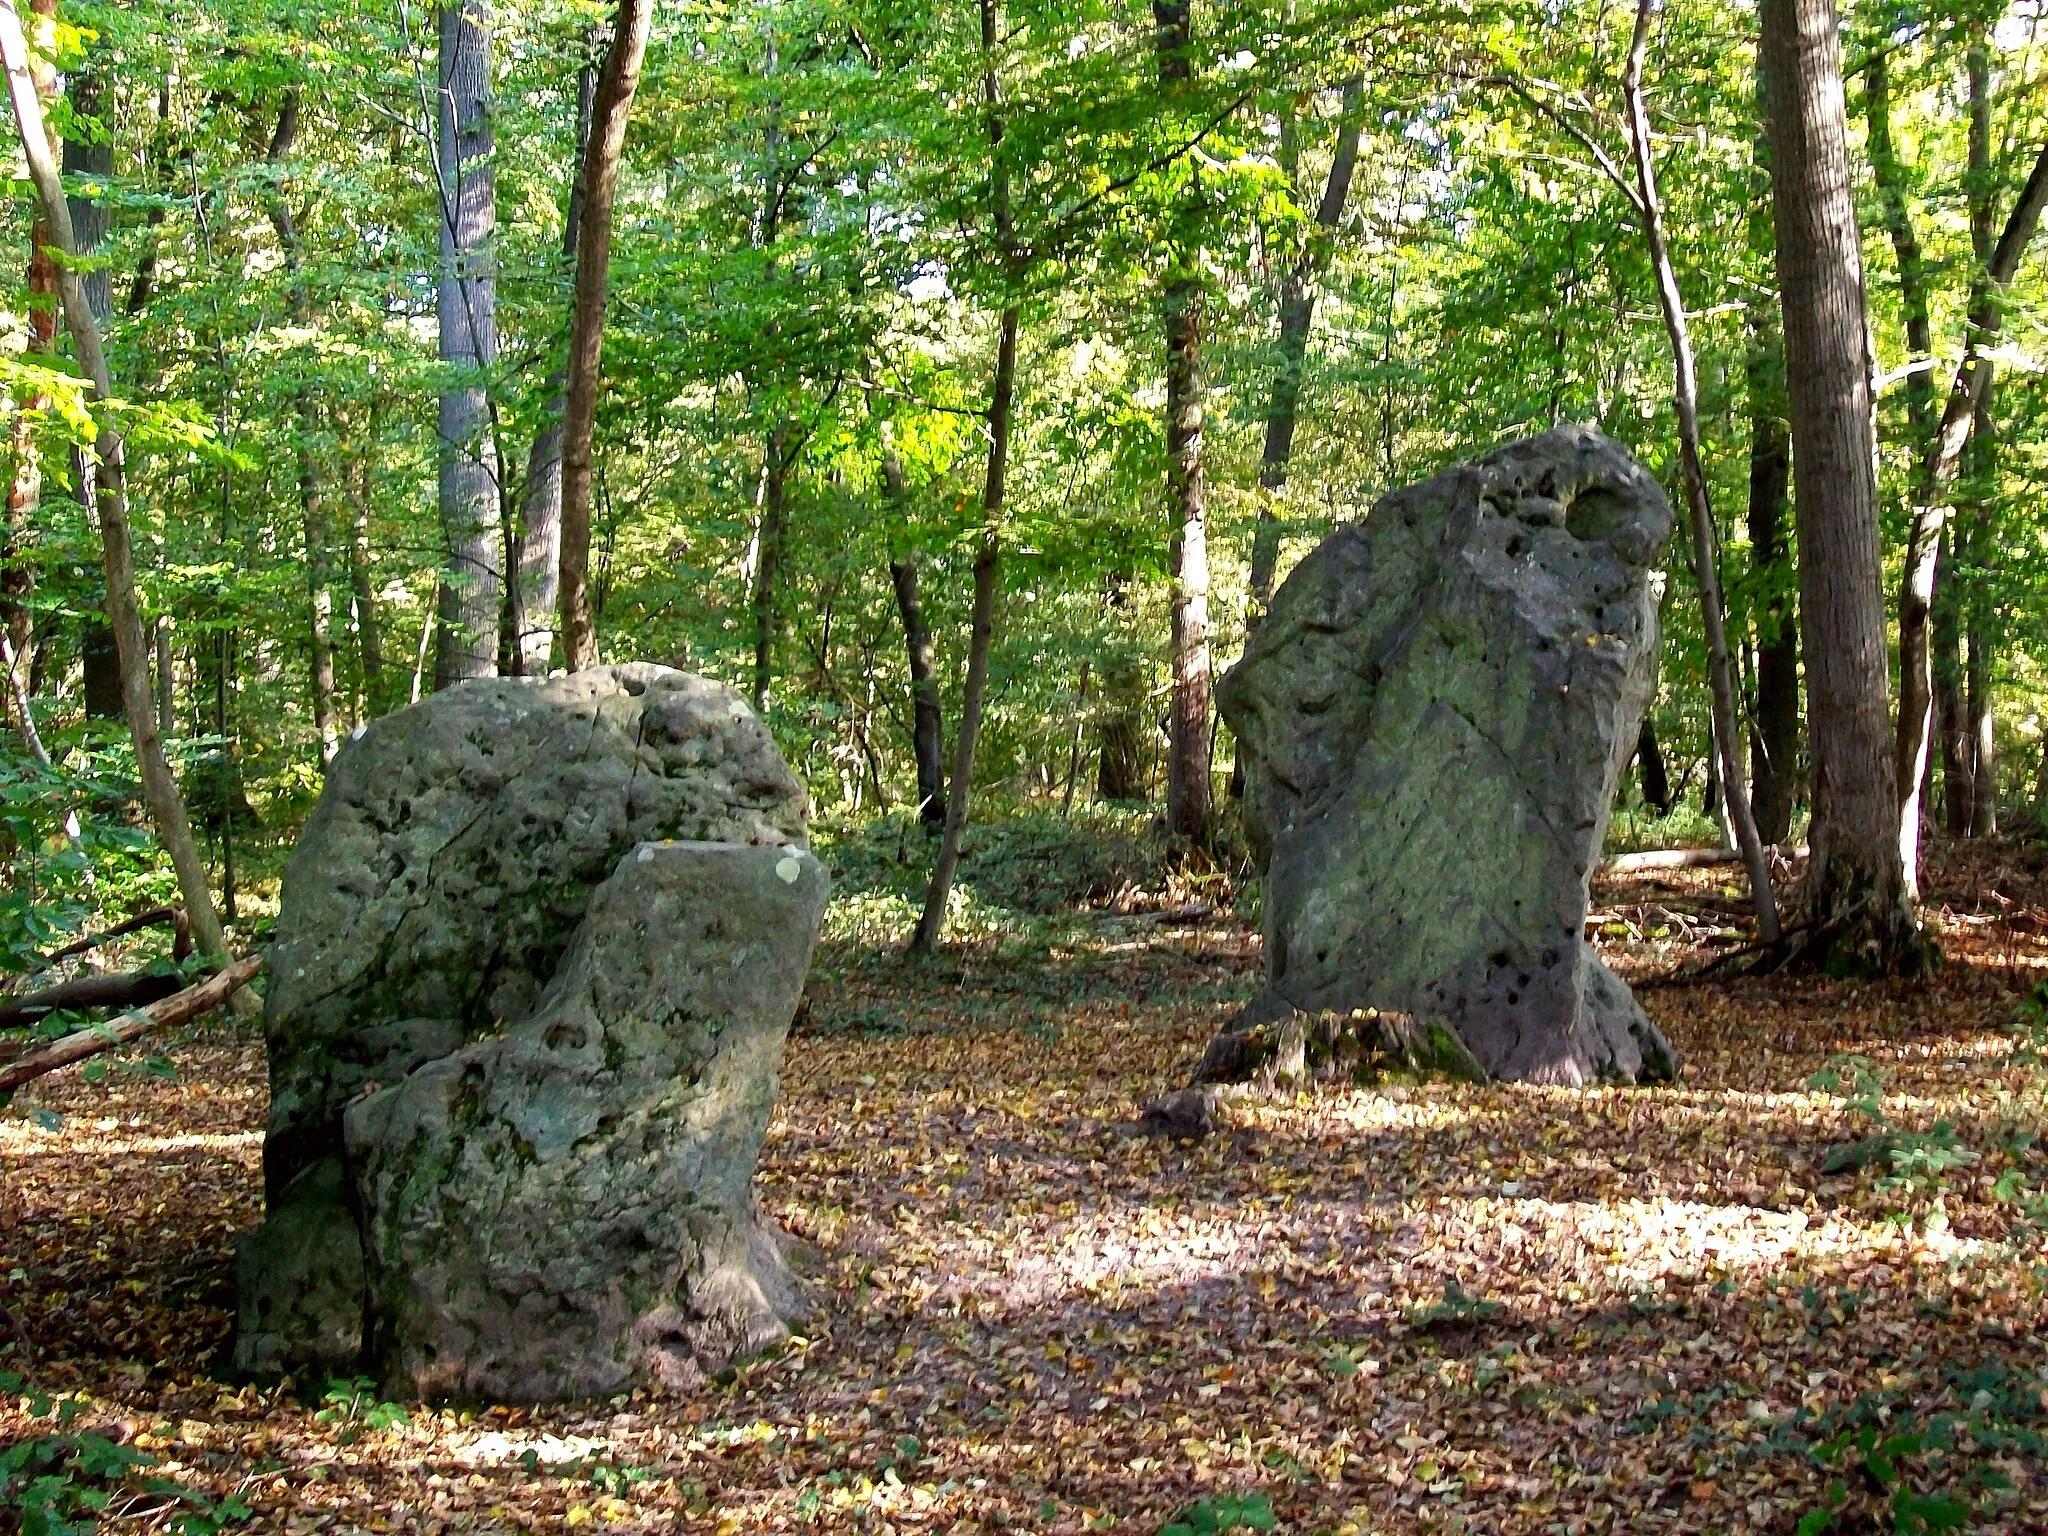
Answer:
0, 953, 263, 1099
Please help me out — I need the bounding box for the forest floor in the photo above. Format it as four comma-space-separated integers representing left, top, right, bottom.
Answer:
7, 835, 2048, 1534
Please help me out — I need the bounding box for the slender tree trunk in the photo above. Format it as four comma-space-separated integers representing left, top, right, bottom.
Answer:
1935, 523, 1969, 835
884, 451, 945, 826
260, 92, 339, 766
0, 0, 55, 712
751, 430, 788, 712
435, 0, 503, 687
1746, 326, 1799, 844
910, 326, 1012, 954
1759, 0, 1928, 972
1625, 0, 1778, 939
912, 0, 1015, 957
347, 431, 386, 710
555, 0, 652, 674
1155, 0, 1209, 849
1636, 720, 1671, 814
1245, 78, 1363, 615
1964, 385, 1999, 837
1893, 60, 2048, 879
510, 53, 596, 677
0, 0, 231, 959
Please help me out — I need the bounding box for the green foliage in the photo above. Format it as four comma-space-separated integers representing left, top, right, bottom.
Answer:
1157, 1492, 1277, 1536
0, 1374, 251, 1536
311, 1376, 410, 1443
1412, 1278, 1505, 1331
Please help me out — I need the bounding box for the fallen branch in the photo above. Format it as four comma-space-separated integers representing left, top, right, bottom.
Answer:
1600, 848, 1742, 872
0, 969, 187, 1033
0, 953, 263, 1100
37, 907, 186, 971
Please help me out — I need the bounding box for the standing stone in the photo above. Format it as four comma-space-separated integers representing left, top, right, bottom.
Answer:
235, 665, 814, 1388
349, 841, 826, 1402
1218, 426, 1677, 1085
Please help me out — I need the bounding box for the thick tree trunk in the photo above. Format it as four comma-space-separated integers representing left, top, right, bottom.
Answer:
1624, 0, 1778, 940
884, 452, 945, 826
1759, 0, 1928, 972
435, 0, 503, 687
510, 56, 596, 677
1156, 0, 1209, 849
0, 0, 231, 960
1245, 79, 1363, 615
555, 0, 652, 674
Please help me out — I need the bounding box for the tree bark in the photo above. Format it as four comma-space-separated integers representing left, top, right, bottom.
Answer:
1624, 0, 1778, 940
435, 0, 503, 687
912, 0, 1015, 957
1245, 78, 1363, 615
510, 53, 596, 677
1759, 0, 1928, 972
1156, 0, 1209, 850
555, 0, 653, 674
1935, 522, 1968, 835
884, 455, 945, 825
0, 0, 232, 961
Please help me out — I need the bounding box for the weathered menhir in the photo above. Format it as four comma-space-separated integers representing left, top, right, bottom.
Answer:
1216, 426, 1677, 1086
233, 664, 826, 1402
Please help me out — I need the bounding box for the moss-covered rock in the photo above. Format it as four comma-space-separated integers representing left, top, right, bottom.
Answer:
1218, 427, 1676, 1086
233, 665, 813, 1391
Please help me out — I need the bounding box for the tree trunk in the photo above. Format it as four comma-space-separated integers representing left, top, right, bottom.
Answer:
1245, 78, 1363, 616
911, 321, 1012, 956
912, 0, 1015, 957
0, 0, 55, 710
751, 431, 788, 712
555, 0, 652, 674
434, 0, 503, 688
1935, 524, 1969, 836
884, 453, 945, 826
347, 434, 386, 710
1893, 51, 2048, 881
1759, 0, 1928, 972
1963, 385, 1998, 837
1745, 315, 1799, 844
0, 0, 231, 960
1156, 0, 1209, 849
1636, 720, 1671, 814
1624, 0, 1778, 940
260, 93, 339, 766
510, 54, 596, 678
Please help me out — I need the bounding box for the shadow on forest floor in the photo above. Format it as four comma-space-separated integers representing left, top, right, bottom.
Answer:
5, 839, 2048, 1533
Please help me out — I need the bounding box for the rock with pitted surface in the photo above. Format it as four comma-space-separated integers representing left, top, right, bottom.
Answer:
233, 665, 817, 1393
1217, 426, 1677, 1086
348, 839, 827, 1402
